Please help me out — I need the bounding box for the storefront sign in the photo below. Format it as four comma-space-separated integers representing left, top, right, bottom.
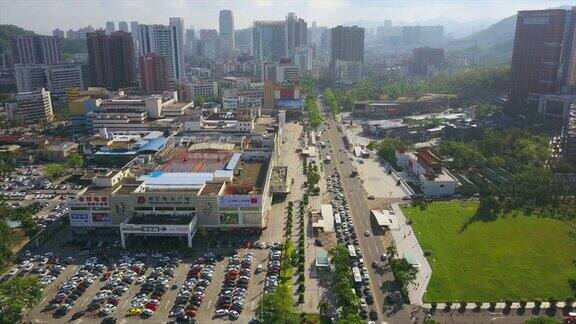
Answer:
218, 195, 261, 208
121, 224, 190, 234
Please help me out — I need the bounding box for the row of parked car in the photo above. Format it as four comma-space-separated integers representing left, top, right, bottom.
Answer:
51, 257, 105, 318
3, 253, 69, 286
215, 253, 254, 320
327, 168, 378, 321
264, 246, 282, 292
126, 256, 182, 318
166, 255, 215, 321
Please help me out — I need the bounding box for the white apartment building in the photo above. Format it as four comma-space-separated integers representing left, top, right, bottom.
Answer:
334, 60, 363, 84
138, 23, 184, 80
7, 88, 54, 123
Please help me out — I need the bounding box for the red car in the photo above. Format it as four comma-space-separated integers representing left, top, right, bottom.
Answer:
146, 303, 158, 311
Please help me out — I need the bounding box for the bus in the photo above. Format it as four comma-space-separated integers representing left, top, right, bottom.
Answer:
352, 267, 362, 284
334, 213, 341, 227
348, 245, 357, 258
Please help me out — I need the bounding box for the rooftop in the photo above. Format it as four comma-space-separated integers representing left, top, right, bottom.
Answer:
160, 148, 235, 173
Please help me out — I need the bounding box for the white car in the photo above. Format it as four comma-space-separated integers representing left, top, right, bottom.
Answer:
215, 309, 229, 316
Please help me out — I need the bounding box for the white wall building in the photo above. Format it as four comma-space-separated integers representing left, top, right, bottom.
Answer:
334, 59, 363, 84
138, 23, 185, 80
395, 149, 459, 197
7, 88, 54, 123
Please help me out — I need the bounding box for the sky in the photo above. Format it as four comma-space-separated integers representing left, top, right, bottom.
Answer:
0, 0, 574, 35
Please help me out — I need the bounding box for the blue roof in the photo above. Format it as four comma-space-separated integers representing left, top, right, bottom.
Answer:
138, 136, 166, 153
226, 153, 241, 170
139, 172, 214, 188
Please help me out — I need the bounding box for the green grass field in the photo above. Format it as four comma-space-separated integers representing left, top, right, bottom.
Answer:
403, 200, 576, 302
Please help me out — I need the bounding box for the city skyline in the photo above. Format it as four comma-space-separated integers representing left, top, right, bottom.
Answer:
1, 0, 571, 35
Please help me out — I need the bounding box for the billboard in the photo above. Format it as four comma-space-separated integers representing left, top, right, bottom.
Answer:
70, 213, 90, 226
218, 195, 261, 208
120, 224, 191, 234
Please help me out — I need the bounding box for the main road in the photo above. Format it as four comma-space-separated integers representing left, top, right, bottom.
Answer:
317, 104, 413, 323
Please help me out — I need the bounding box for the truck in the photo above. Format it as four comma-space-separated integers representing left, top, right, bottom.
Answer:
348, 245, 357, 258
352, 267, 362, 284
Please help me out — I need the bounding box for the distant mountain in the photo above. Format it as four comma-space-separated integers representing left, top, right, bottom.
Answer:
446, 14, 517, 50
343, 17, 498, 39
416, 16, 498, 39
0, 24, 35, 53
0, 24, 87, 57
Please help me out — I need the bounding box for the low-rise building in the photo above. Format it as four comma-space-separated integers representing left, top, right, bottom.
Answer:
36, 141, 79, 162
395, 148, 459, 197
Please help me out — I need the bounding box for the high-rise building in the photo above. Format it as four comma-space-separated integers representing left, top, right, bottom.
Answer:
15, 64, 46, 92
285, 13, 307, 54
199, 29, 219, 59
169, 17, 185, 79
86, 31, 136, 88
219, 10, 235, 58
106, 21, 115, 34
286, 13, 297, 54
330, 25, 364, 65
253, 21, 288, 74
44, 64, 87, 97
7, 88, 54, 124
185, 29, 196, 57
14, 63, 88, 97
139, 53, 169, 92
139, 24, 185, 80
130, 21, 140, 56
118, 21, 129, 32
11, 35, 61, 65
410, 47, 444, 76
52, 28, 64, 38
510, 8, 576, 99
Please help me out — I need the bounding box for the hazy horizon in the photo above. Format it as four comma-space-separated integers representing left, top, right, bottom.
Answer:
0, 0, 573, 35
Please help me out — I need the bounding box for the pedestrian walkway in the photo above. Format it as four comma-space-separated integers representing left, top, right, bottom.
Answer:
389, 203, 432, 305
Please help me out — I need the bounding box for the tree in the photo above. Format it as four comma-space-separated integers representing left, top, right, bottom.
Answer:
386, 245, 398, 259
372, 137, 406, 163
437, 140, 481, 170
43, 163, 66, 180
65, 152, 84, 170
0, 277, 43, 324
256, 284, 299, 324
390, 258, 418, 288
194, 95, 205, 108
318, 300, 330, 316
0, 152, 15, 177
524, 316, 561, 324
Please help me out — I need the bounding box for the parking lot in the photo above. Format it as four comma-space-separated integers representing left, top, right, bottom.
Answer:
18, 237, 284, 323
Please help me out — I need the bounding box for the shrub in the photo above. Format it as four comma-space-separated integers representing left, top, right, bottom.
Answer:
547, 296, 558, 308
299, 282, 305, 292
534, 298, 542, 308
475, 301, 482, 310
430, 302, 437, 310
460, 301, 467, 310
299, 292, 304, 302
444, 301, 452, 310
504, 300, 512, 308
519, 299, 527, 309
298, 263, 304, 273
565, 297, 575, 310
489, 302, 497, 310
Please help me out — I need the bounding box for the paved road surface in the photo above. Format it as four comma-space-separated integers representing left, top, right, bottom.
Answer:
319, 110, 413, 323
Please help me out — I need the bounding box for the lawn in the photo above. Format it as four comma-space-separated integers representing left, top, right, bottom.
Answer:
403, 200, 576, 302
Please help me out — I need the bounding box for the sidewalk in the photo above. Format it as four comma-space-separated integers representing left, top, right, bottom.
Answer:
389, 203, 432, 306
